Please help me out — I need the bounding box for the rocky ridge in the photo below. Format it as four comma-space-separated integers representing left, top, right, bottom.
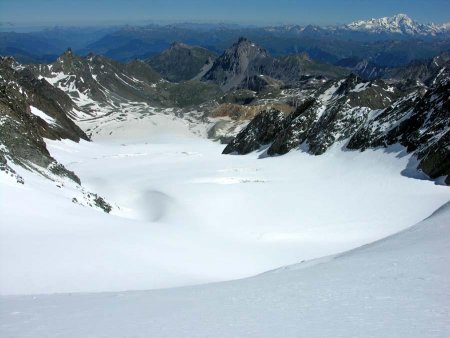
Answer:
0, 56, 112, 212
223, 67, 450, 184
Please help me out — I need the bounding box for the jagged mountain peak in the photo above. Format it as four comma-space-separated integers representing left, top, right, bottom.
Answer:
231, 37, 269, 55
202, 37, 271, 91
58, 47, 75, 60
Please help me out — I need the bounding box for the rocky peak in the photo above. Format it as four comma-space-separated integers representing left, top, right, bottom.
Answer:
231, 37, 269, 58
55, 48, 81, 70
298, 52, 312, 62
60, 48, 74, 60
202, 37, 270, 91
169, 42, 190, 49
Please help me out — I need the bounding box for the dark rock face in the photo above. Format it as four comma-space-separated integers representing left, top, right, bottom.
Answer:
224, 67, 450, 184
147, 42, 217, 82
267, 99, 317, 155
348, 67, 450, 183
223, 108, 286, 154
0, 56, 83, 183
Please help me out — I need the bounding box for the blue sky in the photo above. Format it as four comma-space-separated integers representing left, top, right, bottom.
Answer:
1, 0, 449, 26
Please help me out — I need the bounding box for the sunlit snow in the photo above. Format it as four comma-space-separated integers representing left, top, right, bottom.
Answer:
1, 116, 449, 296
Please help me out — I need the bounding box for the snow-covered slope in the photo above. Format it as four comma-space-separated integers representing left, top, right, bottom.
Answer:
1, 125, 449, 296
1, 198, 449, 337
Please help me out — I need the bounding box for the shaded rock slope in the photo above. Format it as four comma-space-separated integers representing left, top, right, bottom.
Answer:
0, 57, 111, 211
0, 56, 87, 183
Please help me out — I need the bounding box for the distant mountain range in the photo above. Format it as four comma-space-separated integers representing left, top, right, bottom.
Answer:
1, 14, 449, 66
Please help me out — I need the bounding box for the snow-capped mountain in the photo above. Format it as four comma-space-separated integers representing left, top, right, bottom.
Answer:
346, 13, 450, 36
264, 14, 450, 38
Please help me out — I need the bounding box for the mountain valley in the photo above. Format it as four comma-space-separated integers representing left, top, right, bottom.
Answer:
1, 12, 450, 338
